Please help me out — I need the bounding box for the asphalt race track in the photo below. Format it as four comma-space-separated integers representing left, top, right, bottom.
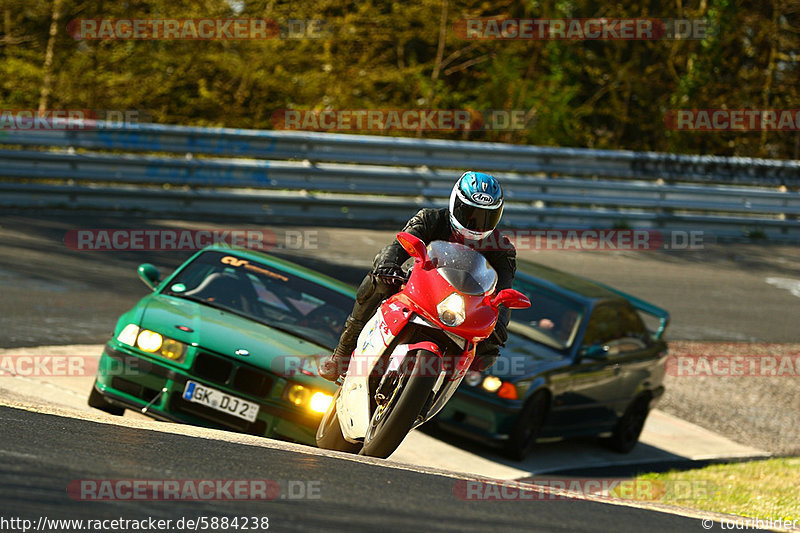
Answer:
0, 212, 796, 532
1, 405, 763, 533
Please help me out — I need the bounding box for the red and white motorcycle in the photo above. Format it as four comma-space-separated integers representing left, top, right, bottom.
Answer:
316, 232, 530, 458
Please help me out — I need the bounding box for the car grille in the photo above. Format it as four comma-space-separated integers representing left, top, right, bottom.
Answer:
233, 366, 273, 397
192, 351, 274, 399
193, 352, 234, 383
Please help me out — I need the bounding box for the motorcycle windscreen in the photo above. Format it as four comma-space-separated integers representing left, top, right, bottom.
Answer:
428, 240, 498, 295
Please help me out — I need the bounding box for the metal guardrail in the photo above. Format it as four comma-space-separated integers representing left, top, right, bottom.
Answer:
4, 122, 800, 185
1, 121, 799, 238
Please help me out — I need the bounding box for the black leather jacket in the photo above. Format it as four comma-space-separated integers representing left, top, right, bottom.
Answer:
373, 207, 517, 334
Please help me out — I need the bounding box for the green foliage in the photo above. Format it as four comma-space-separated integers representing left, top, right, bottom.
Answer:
1, 0, 798, 158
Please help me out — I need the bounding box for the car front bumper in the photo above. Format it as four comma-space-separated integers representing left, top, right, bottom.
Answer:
93, 342, 324, 445
435, 387, 522, 444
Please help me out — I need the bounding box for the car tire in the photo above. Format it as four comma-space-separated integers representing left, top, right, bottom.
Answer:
604, 395, 650, 454
316, 388, 362, 454
503, 390, 548, 461
360, 349, 440, 459
88, 384, 125, 416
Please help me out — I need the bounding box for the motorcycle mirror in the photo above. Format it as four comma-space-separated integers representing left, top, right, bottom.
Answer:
491, 289, 531, 310
396, 232, 433, 269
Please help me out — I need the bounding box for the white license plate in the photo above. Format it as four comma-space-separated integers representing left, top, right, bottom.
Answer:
182, 381, 259, 423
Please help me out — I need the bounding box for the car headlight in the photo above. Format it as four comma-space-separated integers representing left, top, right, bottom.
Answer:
437, 293, 465, 327
481, 376, 518, 399
116, 324, 140, 346
136, 330, 163, 352
159, 338, 185, 360
482, 375, 502, 393
117, 324, 186, 362
464, 370, 482, 387
284, 384, 333, 414
309, 392, 333, 413
286, 384, 311, 406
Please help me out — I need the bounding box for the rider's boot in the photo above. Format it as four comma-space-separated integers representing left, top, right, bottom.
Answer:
319, 316, 365, 382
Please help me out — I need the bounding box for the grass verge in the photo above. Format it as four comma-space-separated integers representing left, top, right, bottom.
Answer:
636, 457, 799, 522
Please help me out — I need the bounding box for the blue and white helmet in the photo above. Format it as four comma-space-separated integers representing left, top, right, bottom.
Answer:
449, 171, 504, 241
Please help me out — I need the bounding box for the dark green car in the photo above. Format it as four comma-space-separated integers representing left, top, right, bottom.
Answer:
436, 260, 670, 460
88, 245, 354, 445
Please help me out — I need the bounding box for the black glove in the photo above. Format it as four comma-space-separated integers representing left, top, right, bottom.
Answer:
372, 264, 406, 286
470, 351, 499, 372
491, 319, 508, 346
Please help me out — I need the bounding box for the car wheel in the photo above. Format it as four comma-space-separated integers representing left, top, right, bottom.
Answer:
604, 395, 650, 454
88, 384, 124, 416
503, 390, 548, 461
316, 388, 362, 454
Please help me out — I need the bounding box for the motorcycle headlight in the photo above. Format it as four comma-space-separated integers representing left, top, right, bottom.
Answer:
437, 293, 465, 327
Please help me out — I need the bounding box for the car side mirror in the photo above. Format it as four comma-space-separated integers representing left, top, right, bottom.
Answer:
490, 289, 531, 310
396, 231, 433, 270
580, 344, 609, 359
137, 263, 161, 291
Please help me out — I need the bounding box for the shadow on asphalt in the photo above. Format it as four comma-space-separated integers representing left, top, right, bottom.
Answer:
523, 456, 769, 478
416, 421, 731, 479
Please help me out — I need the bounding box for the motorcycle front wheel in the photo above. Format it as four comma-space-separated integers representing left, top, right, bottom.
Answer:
360, 349, 441, 459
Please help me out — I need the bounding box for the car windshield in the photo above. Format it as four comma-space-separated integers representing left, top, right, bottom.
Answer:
163, 250, 353, 350
428, 240, 498, 295
507, 282, 584, 352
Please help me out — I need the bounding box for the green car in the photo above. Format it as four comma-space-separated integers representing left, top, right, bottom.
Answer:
88, 245, 354, 445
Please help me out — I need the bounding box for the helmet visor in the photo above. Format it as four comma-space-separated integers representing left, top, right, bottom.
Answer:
451, 194, 503, 232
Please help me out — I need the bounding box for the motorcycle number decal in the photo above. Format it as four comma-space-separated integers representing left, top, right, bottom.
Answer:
357, 312, 390, 356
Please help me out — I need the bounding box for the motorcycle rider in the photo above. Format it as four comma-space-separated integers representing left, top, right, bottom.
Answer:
319, 171, 517, 382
